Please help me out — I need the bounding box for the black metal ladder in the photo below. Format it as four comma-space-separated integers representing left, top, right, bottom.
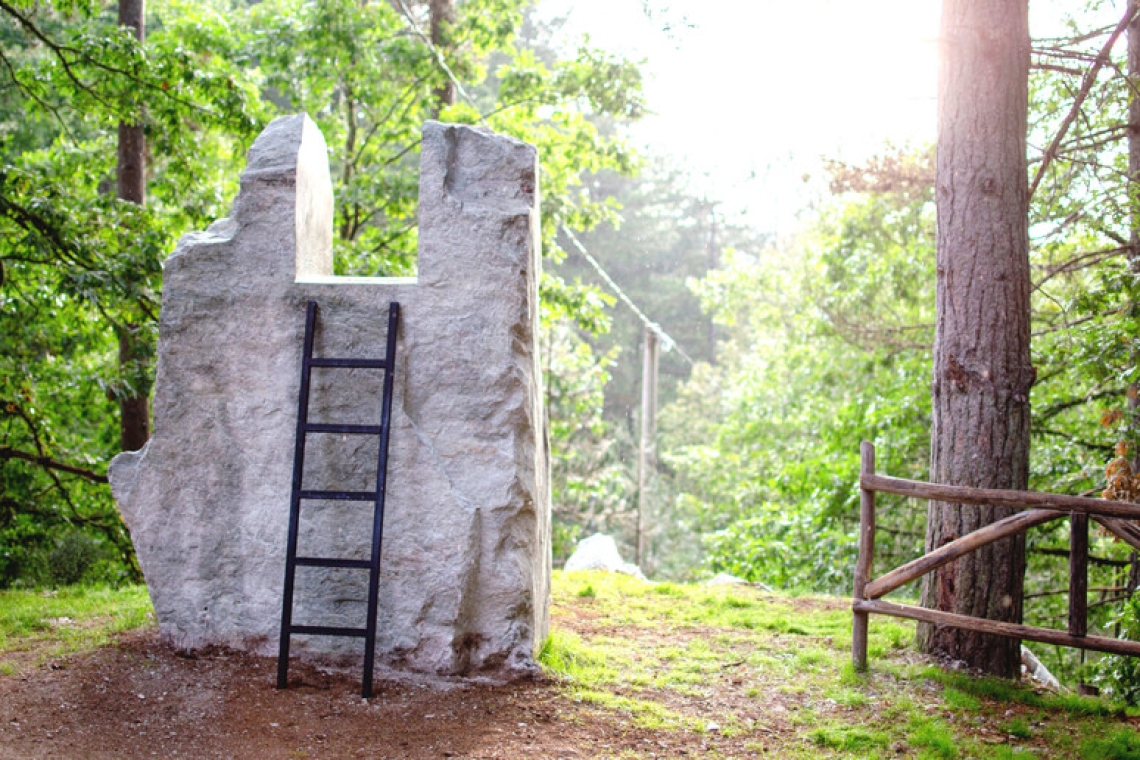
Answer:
277, 300, 399, 698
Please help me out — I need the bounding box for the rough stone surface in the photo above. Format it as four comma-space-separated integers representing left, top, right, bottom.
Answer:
563, 534, 645, 580
109, 115, 551, 679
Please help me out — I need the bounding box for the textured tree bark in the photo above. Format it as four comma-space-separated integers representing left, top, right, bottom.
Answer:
117, 0, 149, 452
429, 0, 456, 116
917, 0, 1033, 678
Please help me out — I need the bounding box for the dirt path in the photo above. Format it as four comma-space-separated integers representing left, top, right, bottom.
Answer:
0, 627, 741, 759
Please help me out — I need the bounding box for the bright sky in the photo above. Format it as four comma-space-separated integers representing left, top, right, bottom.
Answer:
535, 0, 1113, 235
536, 0, 942, 234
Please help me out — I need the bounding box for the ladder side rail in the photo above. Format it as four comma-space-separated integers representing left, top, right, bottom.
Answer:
277, 301, 319, 689
362, 302, 400, 698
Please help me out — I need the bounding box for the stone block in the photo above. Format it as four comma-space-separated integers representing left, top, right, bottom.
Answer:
109, 114, 550, 679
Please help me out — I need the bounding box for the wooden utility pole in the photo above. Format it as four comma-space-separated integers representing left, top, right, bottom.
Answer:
636, 326, 659, 569
117, 0, 149, 453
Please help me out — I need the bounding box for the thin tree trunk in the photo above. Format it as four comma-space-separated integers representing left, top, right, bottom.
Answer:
429, 0, 455, 116
1128, 2, 1140, 457
917, 0, 1034, 678
117, 0, 148, 452
339, 81, 358, 242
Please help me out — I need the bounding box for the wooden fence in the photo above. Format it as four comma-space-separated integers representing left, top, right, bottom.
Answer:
852, 441, 1140, 670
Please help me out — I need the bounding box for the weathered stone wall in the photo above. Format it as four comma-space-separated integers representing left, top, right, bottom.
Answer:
109, 114, 551, 679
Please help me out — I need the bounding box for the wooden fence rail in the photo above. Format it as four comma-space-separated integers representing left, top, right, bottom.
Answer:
852, 441, 1140, 671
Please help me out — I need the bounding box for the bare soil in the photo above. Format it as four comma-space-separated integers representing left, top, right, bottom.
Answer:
0, 618, 760, 759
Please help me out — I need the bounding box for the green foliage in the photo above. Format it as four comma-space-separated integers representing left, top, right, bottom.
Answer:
1094, 595, 1140, 705
703, 503, 856, 592
0, 0, 265, 587
550, 159, 769, 578
250, 0, 435, 275
661, 152, 935, 590
1, 0, 647, 588
545, 320, 635, 564
928, 668, 1120, 718
48, 530, 102, 586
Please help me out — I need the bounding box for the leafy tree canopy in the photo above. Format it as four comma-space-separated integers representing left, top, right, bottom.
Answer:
0, 0, 645, 587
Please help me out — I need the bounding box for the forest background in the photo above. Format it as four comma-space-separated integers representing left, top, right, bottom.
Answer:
3, 0, 1140, 688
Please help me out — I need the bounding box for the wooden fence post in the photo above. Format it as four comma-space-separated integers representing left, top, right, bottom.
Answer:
853, 441, 876, 670
1070, 512, 1088, 638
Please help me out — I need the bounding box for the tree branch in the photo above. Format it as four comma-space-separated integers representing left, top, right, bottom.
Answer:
0, 446, 109, 483
1029, 3, 1137, 199
0, 0, 114, 109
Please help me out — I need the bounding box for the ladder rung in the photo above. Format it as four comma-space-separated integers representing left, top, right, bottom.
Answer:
280, 300, 401, 699
309, 358, 388, 369
303, 423, 383, 435
294, 557, 372, 569
289, 625, 368, 638
299, 490, 378, 502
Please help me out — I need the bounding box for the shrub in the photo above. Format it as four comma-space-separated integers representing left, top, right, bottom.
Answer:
1093, 595, 1140, 705
48, 530, 103, 586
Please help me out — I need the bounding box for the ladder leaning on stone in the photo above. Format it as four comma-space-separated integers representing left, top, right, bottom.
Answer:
277, 300, 400, 699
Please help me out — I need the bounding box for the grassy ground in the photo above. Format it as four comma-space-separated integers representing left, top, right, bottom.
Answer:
4, 574, 1140, 757
0, 584, 152, 673
543, 571, 1140, 759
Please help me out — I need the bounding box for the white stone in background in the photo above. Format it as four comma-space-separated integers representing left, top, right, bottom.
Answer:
109, 115, 550, 680
1021, 645, 1062, 691
563, 534, 646, 580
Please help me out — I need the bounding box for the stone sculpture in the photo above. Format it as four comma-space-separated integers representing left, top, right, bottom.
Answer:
109, 114, 551, 679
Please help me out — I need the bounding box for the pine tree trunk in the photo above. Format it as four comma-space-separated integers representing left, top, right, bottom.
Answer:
118, 0, 149, 452
917, 0, 1033, 678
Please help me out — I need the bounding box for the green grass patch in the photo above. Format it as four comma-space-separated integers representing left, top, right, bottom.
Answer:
1003, 716, 1032, 739
810, 722, 890, 752
1082, 727, 1140, 759
570, 687, 697, 730
538, 628, 616, 686
929, 669, 1123, 717
944, 686, 982, 711
909, 714, 958, 759
0, 584, 153, 657
545, 571, 1140, 758
826, 685, 871, 707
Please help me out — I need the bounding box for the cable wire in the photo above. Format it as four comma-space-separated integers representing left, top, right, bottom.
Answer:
560, 228, 695, 366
